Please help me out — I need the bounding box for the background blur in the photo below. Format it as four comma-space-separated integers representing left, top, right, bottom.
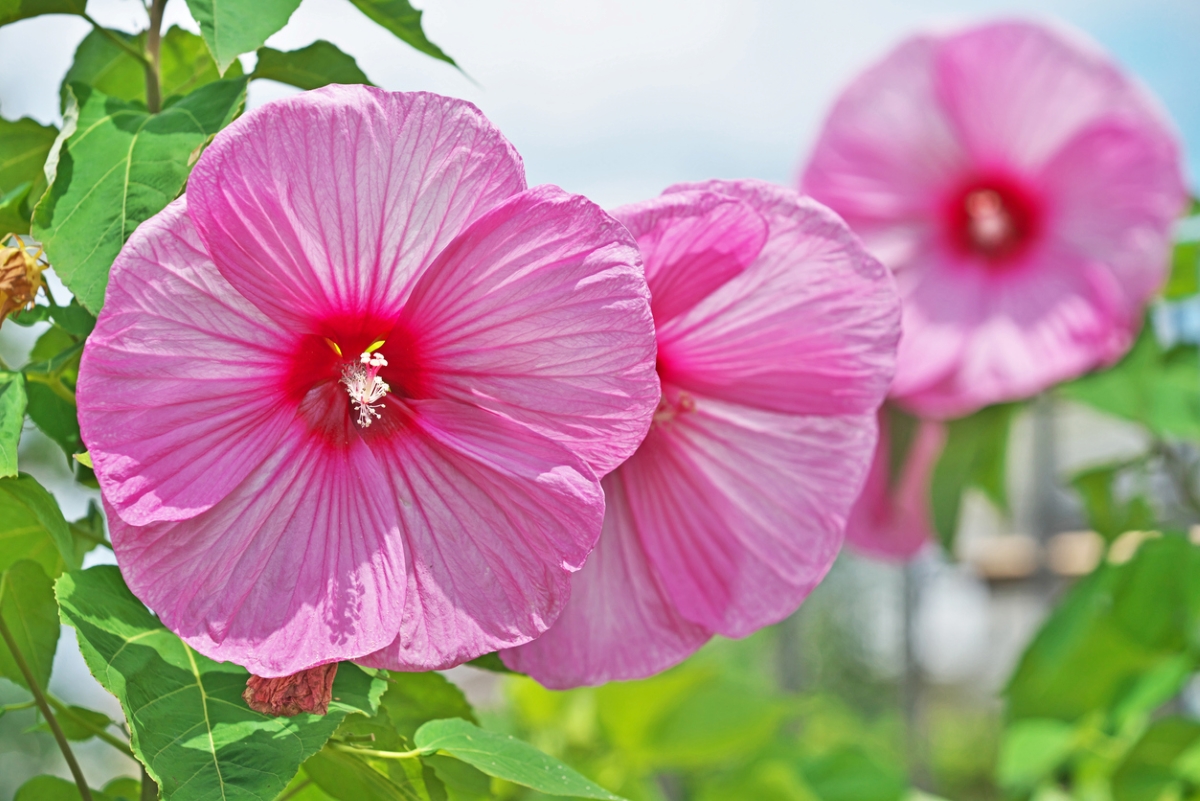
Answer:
1, 1, 1197, 799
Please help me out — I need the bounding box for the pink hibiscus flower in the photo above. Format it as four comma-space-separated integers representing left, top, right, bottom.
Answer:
802, 20, 1186, 419
76, 86, 660, 678
844, 410, 945, 561
502, 180, 901, 687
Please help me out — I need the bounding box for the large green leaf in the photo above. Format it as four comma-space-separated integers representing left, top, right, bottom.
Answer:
1005, 534, 1200, 722
14, 775, 114, 801
0, 473, 76, 575
929, 403, 1015, 548
1060, 326, 1200, 441
0, 0, 85, 27
346, 0, 456, 67
0, 559, 60, 692
799, 746, 907, 801
61, 25, 242, 111
1069, 462, 1155, 543
1111, 717, 1200, 801
0, 115, 58, 224
0, 369, 25, 477
996, 718, 1077, 791
25, 381, 82, 463
254, 41, 371, 90
415, 717, 626, 800
57, 565, 387, 801
184, 0, 302, 74
305, 748, 435, 801
33, 78, 247, 312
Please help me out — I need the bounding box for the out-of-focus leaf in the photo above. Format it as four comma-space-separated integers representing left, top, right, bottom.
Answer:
0, 0, 85, 26
884, 404, 918, 489
13, 775, 113, 801
0, 559, 59, 692
1112, 717, 1200, 801
799, 746, 906, 801
346, 0, 457, 67
415, 717, 625, 800
0, 115, 58, 218
1070, 462, 1155, 543
184, 0, 302, 74
466, 651, 519, 674
56, 565, 387, 801
1165, 240, 1199, 300
33, 78, 247, 312
996, 719, 1076, 790
1110, 654, 1192, 729
101, 778, 141, 801
1005, 534, 1200, 722
695, 758, 818, 801
62, 25, 242, 111
254, 41, 372, 90
0, 369, 25, 477
7, 303, 51, 326
0, 473, 76, 574
929, 403, 1015, 548
33, 703, 114, 740
1060, 326, 1200, 441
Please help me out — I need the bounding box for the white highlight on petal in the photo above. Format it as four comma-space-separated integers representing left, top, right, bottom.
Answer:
341, 351, 391, 427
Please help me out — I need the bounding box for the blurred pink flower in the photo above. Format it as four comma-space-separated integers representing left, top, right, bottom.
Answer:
503, 180, 901, 687
845, 410, 946, 561
76, 86, 660, 677
802, 20, 1186, 419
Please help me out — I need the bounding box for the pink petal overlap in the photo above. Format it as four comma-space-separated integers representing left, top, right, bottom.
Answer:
77, 200, 295, 525
845, 412, 945, 561
802, 20, 1186, 418
358, 399, 604, 671
500, 471, 711, 688
186, 86, 526, 331
656, 180, 899, 417
402, 185, 659, 477
108, 423, 405, 677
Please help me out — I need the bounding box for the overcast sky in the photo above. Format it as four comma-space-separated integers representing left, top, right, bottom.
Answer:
2, 0, 1197, 211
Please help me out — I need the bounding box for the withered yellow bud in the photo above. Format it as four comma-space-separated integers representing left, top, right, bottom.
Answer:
0, 234, 47, 324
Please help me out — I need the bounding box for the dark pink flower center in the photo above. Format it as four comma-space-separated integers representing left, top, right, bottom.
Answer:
944, 175, 1042, 266
283, 313, 428, 447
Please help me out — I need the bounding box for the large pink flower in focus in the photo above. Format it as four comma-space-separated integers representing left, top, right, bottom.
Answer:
502, 180, 901, 687
844, 410, 945, 561
76, 86, 660, 677
802, 21, 1186, 419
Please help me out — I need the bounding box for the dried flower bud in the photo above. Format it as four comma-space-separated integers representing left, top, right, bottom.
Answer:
242, 663, 338, 717
0, 235, 46, 324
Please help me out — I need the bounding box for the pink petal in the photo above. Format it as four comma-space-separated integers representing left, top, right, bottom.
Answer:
934, 22, 1166, 172
1038, 120, 1185, 305
109, 423, 406, 677
186, 86, 526, 330
500, 472, 711, 688
623, 390, 877, 637
356, 399, 604, 671
800, 34, 971, 261
611, 190, 768, 324
400, 185, 659, 477
77, 199, 295, 526
845, 412, 945, 561
655, 179, 900, 417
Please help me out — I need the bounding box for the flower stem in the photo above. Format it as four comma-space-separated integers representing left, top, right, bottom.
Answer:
144, 0, 166, 114
140, 764, 158, 801
276, 778, 312, 801
45, 692, 135, 759
0, 613, 93, 801
329, 742, 424, 760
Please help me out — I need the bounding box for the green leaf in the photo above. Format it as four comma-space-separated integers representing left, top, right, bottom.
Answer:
1060, 325, 1200, 441
0, 473, 77, 575
25, 382, 82, 464
1070, 462, 1156, 543
14, 775, 112, 801
1005, 534, 1200, 722
56, 565, 387, 801
1112, 717, 1200, 801
0, 559, 60, 692
346, 0, 457, 67
884, 404, 919, 489
1164, 240, 1199, 299
929, 403, 1015, 549
799, 746, 907, 801
996, 719, 1076, 790
34, 703, 114, 740
382, 671, 476, 740
184, 0, 303, 74
62, 26, 242, 111
415, 717, 626, 800
305, 747, 432, 801
0, 115, 58, 219
0, 369, 25, 477
464, 651, 519, 674
0, 0, 85, 28
50, 297, 96, 337
102, 778, 142, 801
253, 41, 372, 90
33, 78, 248, 313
